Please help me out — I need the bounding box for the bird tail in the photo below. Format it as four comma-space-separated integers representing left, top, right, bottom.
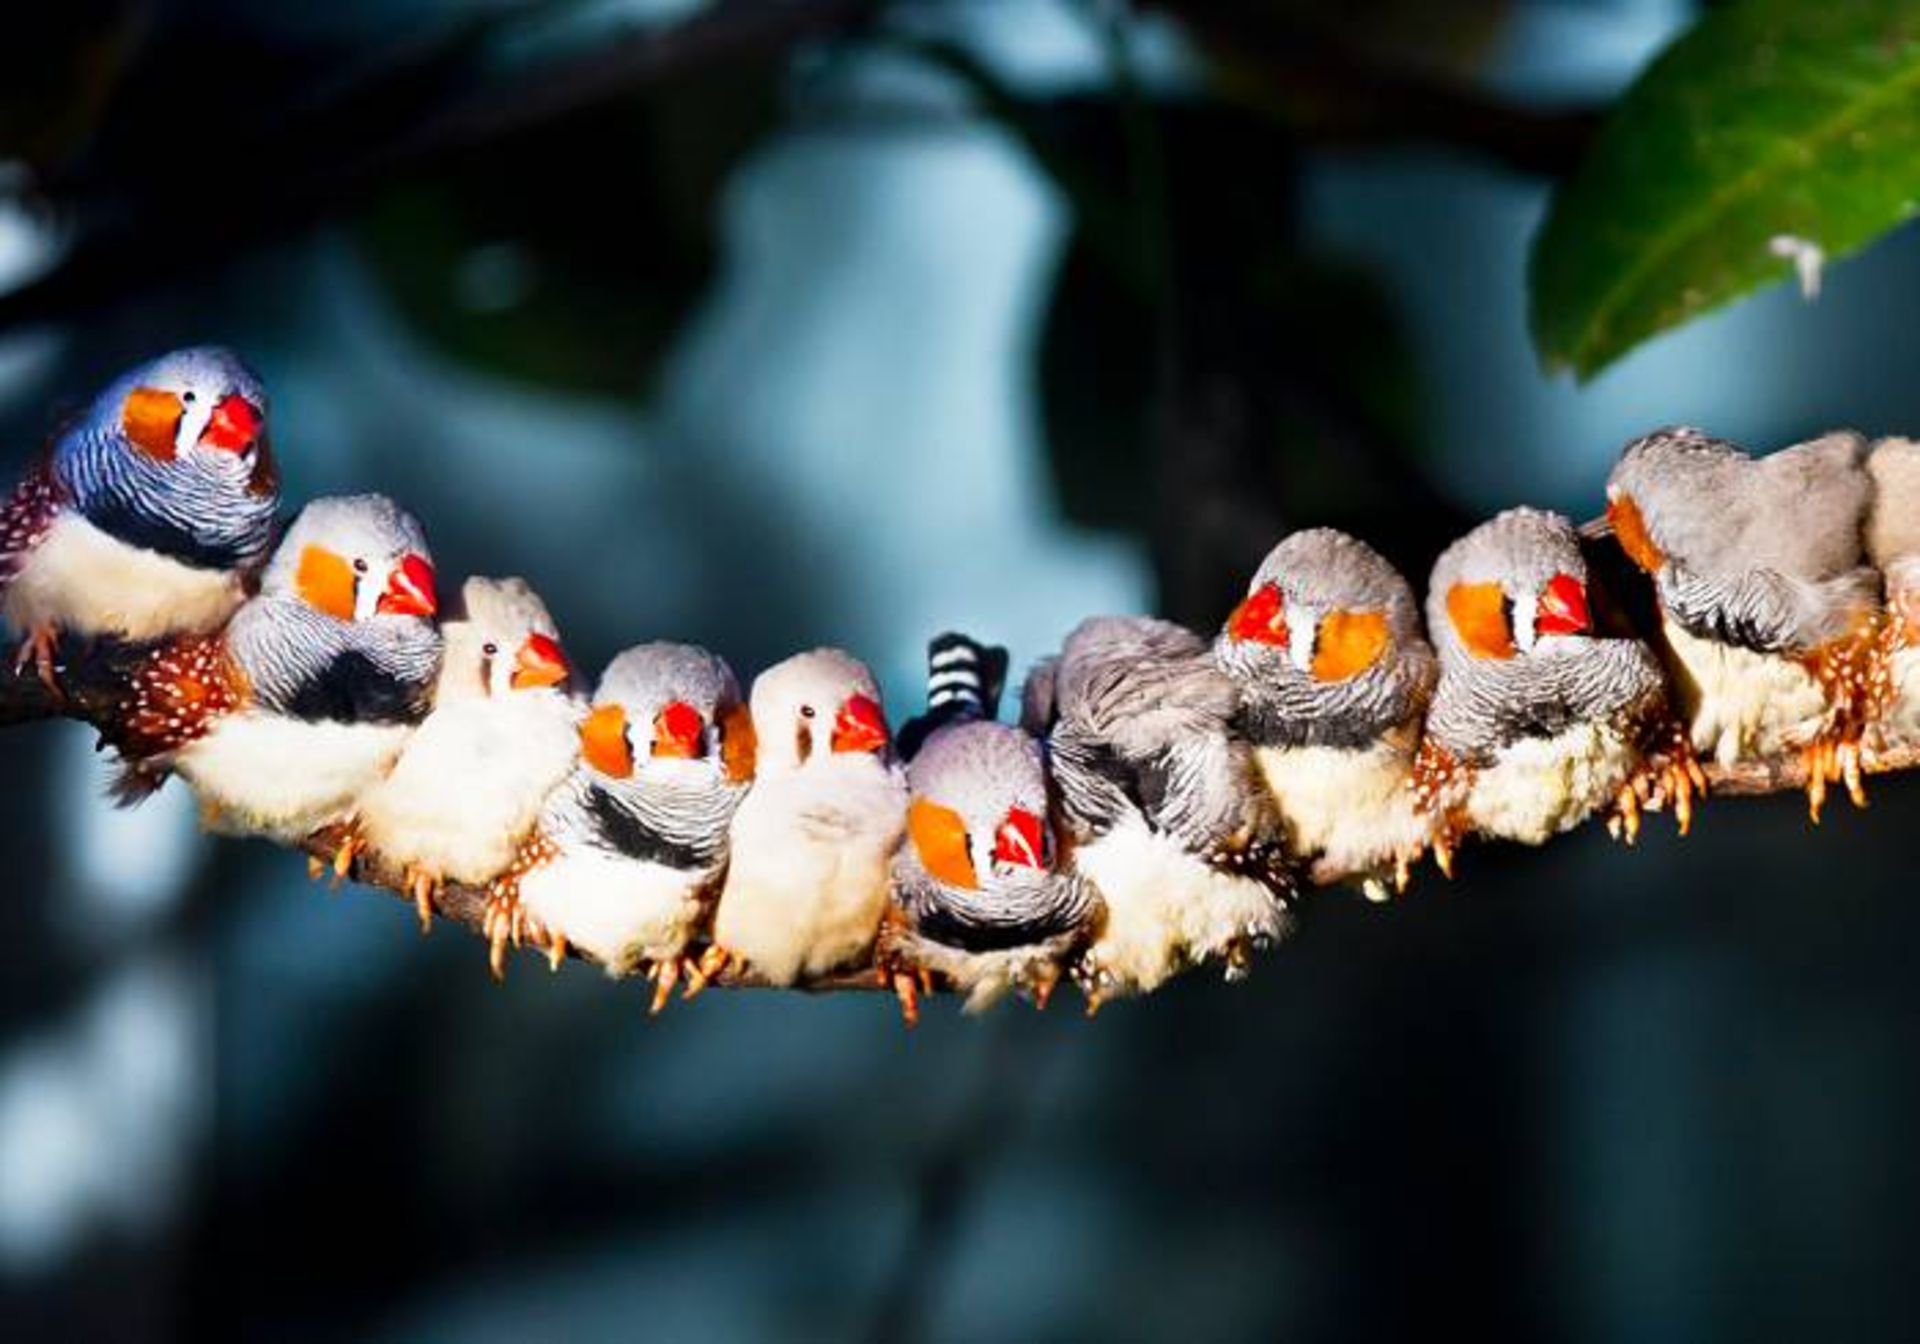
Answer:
106, 760, 169, 808
926, 632, 1008, 723
897, 632, 1010, 759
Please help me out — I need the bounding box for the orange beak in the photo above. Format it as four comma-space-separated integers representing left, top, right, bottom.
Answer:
1535, 573, 1591, 637
376, 554, 437, 618
651, 699, 706, 759
830, 693, 888, 755
509, 632, 570, 690
1226, 583, 1288, 647
199, 394, 262, 454
580, 703, 634, 779
991, 806, 1047, 870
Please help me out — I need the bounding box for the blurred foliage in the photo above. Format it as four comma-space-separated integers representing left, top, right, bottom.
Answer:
0, 4, 146, 172
356, 74, 779, 395
1165, 0, 1512, 83
1531, 0, 1920, 379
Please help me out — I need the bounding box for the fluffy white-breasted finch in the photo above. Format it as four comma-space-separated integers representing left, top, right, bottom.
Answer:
105, 494, 441, 843
1414, 507, 1701, 869
1605, 426, 1880, 819
488, 641, 753, 1002
704, 648, 906, 988
350, 576, 580, 930
1, 346, 276, 683
1214, 528, 1437, 899
1025, 615, 1292, 1008
1864, 436, 1920, 750
877, 634, 1099, 1022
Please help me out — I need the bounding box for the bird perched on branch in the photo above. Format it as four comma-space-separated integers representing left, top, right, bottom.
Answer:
703, 648, 906, 988
348, 577, 580, 931
489, 641, 753, 1002
876, 634, 1098, 1023
1026, 615, 1292, 1009
1864, 436, 1920, 751
1603, 426, 1880, 820
1413, 507, 1702, 869
1, 346, 277, 686
105, 494, 441, 843
1214, 528, 1437, 900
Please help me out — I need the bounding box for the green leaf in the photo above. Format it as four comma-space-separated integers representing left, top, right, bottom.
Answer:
1530, 1, 1920, 380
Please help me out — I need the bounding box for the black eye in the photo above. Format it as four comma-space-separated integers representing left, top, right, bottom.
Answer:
353, 558, 369, 574
182, 391, 196, 404
482, 642, 498, 657
800, 705, 816, 719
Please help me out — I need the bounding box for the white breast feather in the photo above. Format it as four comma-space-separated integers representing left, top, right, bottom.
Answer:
1878, 646, 1920, 747
1662, 616, 1827, 764
1254, 740, 1426, 880
355, 695, 579, 883
3, 513, 245, 640
712, 759, 906, 986
519, 850, 707, 974
1465, 721, 1635, 844
177, 713, 414, 842
1070, 818, 1287, 998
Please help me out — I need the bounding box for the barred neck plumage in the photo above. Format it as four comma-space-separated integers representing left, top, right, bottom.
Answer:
894, 854, 1097, 953
226, 597, 441, 724
56, 424, 277, 571
543, 766, 744, 874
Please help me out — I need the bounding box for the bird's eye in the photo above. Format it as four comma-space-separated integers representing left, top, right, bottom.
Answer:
482, 642, 499, 657
181, 391, 196, 404
352, 557, 369, 574
800, 705, 816, 719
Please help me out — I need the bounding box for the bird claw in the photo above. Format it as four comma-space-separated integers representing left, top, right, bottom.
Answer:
403, 866, 439, 933
681, 944, 735, 1000
329, 831, 361, 888
480, 879, 548, 981
1627, 720, 1707, 838
13, 624, 59, 699
886, 968, 924, 1027
646, 955, 700, 1015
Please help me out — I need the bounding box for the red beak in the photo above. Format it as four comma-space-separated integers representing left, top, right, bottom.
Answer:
991, 806, 1047, 870
830, 693, 889, 755
376, 553, 438, 618
1535, 573, 1591, 637
510, 632, 570, 690
198, 394, 262, 454
651, 700, 706, 759
1226, 583, 1288, 647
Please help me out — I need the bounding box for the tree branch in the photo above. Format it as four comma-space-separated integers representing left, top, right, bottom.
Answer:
4, 564, 1911, 1001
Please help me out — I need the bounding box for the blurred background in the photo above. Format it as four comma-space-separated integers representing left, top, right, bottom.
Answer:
3, 0, 1920, 1339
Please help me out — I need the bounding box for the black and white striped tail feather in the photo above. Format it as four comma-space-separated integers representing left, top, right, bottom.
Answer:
898, 632, 1010, 759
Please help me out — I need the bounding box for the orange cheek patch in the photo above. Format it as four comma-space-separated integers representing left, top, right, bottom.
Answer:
295, 546, 357, 621
1311, 610, 1390, 682
719, 702, 757, 783
580, 704, 634, 779
1607, 492, 1665, 574
122, 388, 184, 462
909, 799, 980, 890
1446, 582, 1515, 660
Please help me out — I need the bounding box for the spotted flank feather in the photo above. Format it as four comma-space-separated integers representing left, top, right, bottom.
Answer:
0, 459, 62, 588
105, 634, 249, 803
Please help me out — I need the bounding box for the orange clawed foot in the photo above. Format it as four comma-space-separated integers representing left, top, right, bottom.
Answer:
480, 879, 558, 981
13, 624, 58, 697
403, 866, 440, 933
645, 955, 707, 1015
1802, 733, 1867, 825
680, 944, 736, 1001
879, 963, 935, 1027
